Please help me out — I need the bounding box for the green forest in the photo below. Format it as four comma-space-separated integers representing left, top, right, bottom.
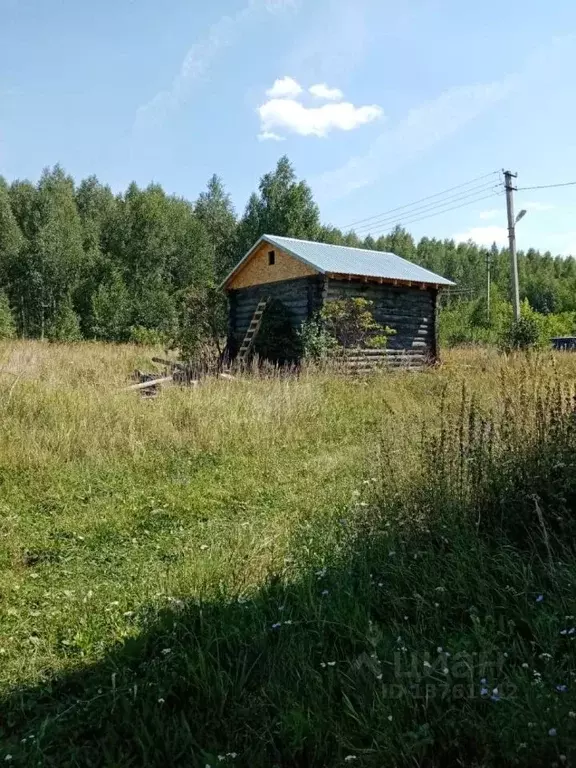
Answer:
1, 156, 575, 348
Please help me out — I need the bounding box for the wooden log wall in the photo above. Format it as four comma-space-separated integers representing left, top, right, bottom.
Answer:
227, 276, 324, 357
226, 275, 439, 363
325, 280, 437, 361
340, 348, 428, 372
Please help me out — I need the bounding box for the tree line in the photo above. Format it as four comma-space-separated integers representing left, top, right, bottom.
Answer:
0, 156, 575, 346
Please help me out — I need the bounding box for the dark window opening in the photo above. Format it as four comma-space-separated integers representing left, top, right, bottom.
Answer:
268, 250, 276, 266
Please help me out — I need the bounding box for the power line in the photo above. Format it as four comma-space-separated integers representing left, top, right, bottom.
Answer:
364, 191, 503, 236
341, 170, 501, 230
352, 182, 503, 236
351, 181, 501, 234
517, 180, 576, 191
375, 190, 504, 233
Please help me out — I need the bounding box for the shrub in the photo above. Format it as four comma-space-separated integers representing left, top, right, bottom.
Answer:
320, 298, 395, 350
46, 297, 82, 342
175, 283, 227, 363
501, 316, 539, 350
129, 326, 168, 346
298, 317, 338, 361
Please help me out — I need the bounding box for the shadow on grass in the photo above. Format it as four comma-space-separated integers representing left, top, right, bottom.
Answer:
2, 391, 576, 767
2, 516, 576, 768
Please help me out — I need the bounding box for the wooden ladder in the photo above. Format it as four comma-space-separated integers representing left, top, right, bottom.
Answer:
237, 298, 268, 364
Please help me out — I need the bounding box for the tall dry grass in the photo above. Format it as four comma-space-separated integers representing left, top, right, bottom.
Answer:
1, 341, 576, 765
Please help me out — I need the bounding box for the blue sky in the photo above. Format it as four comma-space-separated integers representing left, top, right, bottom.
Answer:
1, 0, 576, 254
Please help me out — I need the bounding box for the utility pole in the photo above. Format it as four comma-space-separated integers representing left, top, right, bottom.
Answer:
486, 250, 491, 325
504, 170, 521, 321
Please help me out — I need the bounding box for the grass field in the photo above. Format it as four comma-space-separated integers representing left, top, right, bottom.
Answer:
1, 341, 575, 767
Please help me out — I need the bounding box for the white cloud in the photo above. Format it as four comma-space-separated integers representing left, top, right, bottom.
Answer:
453, 225, 508, 246
309, 83, 344, 101
267, 76, 303, 98
136, 0, 298, 127
263, 0, 300, 12
258, 90, 382, 138
524, 201, 554, 211
478, 201, 552, 222
258, 131, 285, 141
479, 209, 500, 220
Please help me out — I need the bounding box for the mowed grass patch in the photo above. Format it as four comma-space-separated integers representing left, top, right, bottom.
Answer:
1, 341, 576, 765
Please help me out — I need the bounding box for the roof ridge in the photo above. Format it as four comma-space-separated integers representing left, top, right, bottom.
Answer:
265, 233, 398, 257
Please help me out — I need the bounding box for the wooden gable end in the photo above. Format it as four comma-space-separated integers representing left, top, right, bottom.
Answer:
226, 240, 319, 290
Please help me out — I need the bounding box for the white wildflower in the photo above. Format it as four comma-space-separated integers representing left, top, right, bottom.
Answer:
161, 648, 172, 655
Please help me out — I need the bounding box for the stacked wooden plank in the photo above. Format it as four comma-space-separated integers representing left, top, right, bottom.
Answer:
341, 347, 430, 374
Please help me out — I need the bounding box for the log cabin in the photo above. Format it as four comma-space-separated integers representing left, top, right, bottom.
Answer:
221, 235, 455, 366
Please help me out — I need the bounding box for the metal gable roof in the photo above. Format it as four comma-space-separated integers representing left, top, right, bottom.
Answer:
220, 234, 456, 289
264, 235, 455, 286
